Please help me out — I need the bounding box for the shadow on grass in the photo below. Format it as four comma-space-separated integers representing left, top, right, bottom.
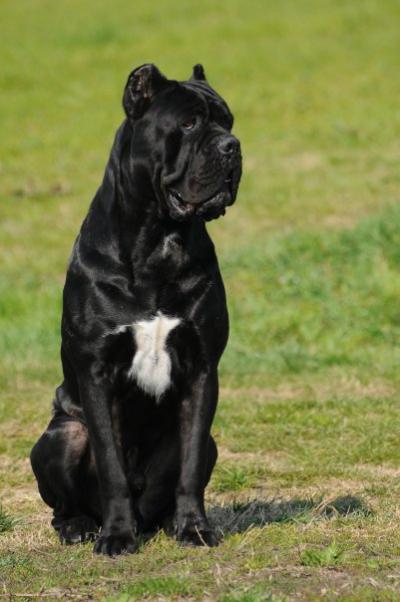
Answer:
208, 495, 371, 535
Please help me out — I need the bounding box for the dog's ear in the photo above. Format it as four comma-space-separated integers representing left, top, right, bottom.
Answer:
190, 64, 207, 82
123, 64, 168, 120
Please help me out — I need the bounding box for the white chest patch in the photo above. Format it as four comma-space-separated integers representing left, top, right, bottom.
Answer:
128, 313, 180, 400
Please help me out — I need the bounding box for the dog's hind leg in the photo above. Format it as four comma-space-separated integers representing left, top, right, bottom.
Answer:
30, 414, 100, 544
136, 432, 217, 535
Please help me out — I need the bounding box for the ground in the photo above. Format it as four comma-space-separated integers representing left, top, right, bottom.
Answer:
1, 0, 400, 600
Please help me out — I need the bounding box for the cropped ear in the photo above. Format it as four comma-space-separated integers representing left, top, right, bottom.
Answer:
190, 64, 207, 82
123, 64, 168, 120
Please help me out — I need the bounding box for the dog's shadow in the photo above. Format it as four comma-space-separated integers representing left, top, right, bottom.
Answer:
207, 495, 371, 535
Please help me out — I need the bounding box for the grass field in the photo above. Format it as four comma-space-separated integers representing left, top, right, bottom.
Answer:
1, 0, 400, 599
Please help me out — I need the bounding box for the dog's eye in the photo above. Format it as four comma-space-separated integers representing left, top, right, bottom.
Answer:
181, 117, 198, 131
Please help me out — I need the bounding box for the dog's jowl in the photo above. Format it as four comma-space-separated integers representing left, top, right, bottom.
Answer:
30, 63, 242, 556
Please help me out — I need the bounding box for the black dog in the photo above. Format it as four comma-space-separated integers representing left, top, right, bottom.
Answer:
30, 64, 242, 556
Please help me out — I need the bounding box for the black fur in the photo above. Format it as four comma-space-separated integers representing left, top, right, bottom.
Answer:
30, 64, 242, 556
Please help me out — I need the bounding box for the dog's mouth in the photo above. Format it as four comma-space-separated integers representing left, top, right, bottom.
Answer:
166, 170, 239, 222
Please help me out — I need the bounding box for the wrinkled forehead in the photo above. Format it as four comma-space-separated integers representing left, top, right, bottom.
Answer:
183, 80, 234, 127
150, 84, 208, 121
183, 80, 231, 113
150, 80, 232, 124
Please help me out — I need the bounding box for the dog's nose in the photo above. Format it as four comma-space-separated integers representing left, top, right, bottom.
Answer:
217, 135, 240, 156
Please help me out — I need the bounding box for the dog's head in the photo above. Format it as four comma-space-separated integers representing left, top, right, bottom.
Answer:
123, 64, 242, 222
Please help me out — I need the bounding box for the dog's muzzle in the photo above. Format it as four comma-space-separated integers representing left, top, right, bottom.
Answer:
166, 145, 242, 222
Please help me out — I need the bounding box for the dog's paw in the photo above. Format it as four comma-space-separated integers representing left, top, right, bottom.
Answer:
93, 530, 138, 556
58, 515, 99, 545
176, 519, 220, 547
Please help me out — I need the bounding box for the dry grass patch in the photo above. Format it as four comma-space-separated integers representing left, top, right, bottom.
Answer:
220, 377, 397, 405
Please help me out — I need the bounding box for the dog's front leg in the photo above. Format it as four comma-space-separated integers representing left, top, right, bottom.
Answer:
175, 369, 220, 547
80, 378, 137, 556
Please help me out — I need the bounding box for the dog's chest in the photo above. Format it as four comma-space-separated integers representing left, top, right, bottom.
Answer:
117, 313, 181, 400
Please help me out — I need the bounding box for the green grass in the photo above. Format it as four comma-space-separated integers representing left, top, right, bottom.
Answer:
222, 203, 400, 386
1, 0, 400, 600
115, 576, 192, 600
299, 543, 345, 568
0, 505, 16, 534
